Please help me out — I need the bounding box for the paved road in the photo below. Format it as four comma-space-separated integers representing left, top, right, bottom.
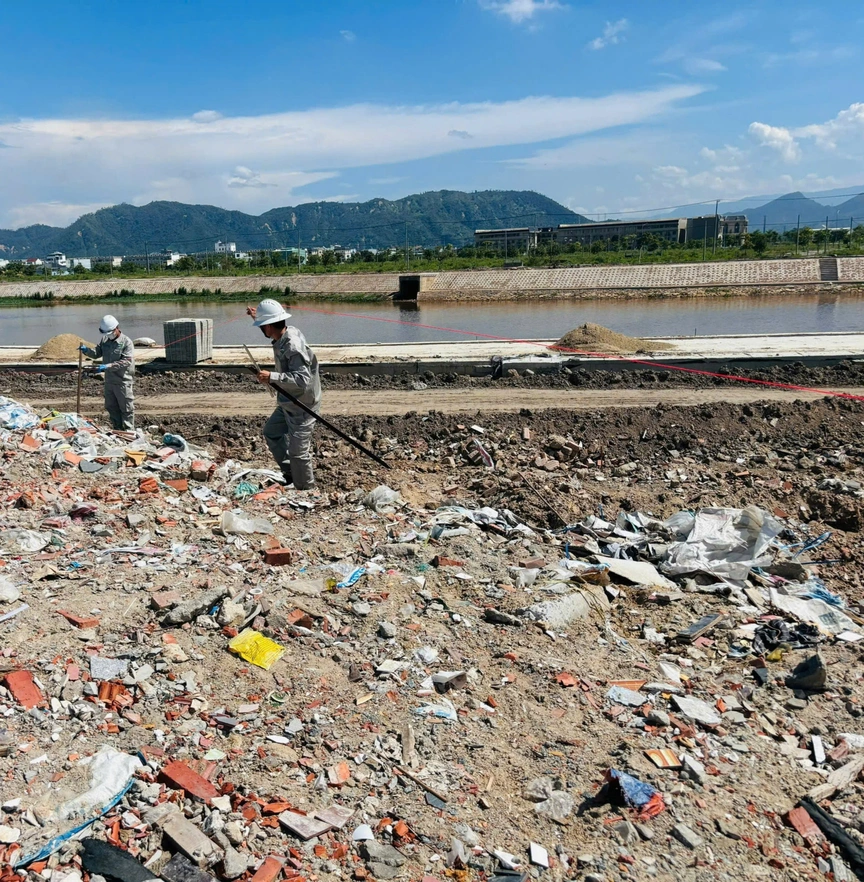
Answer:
25, 385, 864, 418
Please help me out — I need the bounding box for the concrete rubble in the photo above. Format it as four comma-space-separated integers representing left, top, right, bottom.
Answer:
1, 391, 864, 882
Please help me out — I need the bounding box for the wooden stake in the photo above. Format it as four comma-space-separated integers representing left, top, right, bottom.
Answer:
76, 348, 83, 416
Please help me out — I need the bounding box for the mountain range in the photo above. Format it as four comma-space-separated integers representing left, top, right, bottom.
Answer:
0, 190, 587, 258
646, 186, 864, 231
3, 185, 862, 259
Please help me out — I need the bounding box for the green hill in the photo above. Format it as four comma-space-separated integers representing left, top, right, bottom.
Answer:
0, 190, 587, 258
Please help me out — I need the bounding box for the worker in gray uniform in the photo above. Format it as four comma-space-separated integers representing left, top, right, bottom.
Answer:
79, 314, 135, 430
247, 299, 321, 490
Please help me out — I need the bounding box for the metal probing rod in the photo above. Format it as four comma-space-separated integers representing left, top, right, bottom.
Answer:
242, 344, 390, 470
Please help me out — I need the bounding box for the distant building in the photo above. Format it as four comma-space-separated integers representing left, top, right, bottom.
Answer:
473, 227, 537, 253
70, 258, 92, 270
44, 251, 69, 269
92, 256, 123, 269
215, 240, 236, 254
721, 215, 748, 243
475, 214, 749, 251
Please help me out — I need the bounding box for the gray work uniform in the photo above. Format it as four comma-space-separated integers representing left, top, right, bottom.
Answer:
262, 326, 321, 490
82, 333, 135, 430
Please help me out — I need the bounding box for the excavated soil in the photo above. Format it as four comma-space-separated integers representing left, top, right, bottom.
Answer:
30, 333, 94, 361
553, 322, 674, 354
3, 393, 864, 880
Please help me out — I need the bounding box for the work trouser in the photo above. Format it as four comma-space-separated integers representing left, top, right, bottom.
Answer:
104, 379, 134, 430
263, 403, 317, 490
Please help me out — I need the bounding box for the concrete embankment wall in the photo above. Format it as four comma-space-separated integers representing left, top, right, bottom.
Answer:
0, 273, 401, 299
2, 257, 863, 302
420, 258, 864, 299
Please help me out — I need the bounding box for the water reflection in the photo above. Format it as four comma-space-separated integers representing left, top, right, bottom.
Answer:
2, 293, 864, 346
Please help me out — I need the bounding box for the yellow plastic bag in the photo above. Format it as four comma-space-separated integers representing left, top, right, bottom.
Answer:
228, 629, 286, 670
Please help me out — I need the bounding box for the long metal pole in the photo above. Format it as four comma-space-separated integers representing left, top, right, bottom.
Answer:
242, 344, 390, 470
76, 348, 83, 416
242, 343, 275, 399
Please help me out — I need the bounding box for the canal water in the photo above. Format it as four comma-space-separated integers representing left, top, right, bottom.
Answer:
0, 293, 862, 346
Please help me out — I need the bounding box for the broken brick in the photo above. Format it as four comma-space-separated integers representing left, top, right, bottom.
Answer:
250, 856, 285, 882
138, 477, 159, 494
785, 807, 826, 847
431, 555, 463, 568
518, 557, 546, 569
159, 760, 220, 803
263, 548, 294, 566
190, 460, 215, 482
57, 609, 101, 629
150, 590, 182, 611
4, 670, 44, 709
165, 478, 189, 492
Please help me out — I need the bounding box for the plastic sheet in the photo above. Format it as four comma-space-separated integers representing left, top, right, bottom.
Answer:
663, 506, 783, 582
228, 629, 286, 669
15, 747, 142, 868
0, 397, 39, 431
363, 485, 402, 512
221, 510, 274, 535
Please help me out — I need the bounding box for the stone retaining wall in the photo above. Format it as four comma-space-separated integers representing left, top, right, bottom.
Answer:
0, 273, 401, 299
2, 258, 862, 302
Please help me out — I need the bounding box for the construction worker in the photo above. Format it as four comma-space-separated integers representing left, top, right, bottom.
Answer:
247, 299, 321, 490
79, 315, 135, 430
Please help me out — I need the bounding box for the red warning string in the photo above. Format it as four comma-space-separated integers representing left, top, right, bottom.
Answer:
289, 304, 864, 404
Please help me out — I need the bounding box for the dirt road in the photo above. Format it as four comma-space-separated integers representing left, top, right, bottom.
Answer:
25, 385, 864, 417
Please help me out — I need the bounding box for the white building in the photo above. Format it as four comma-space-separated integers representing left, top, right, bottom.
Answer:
70, 257, 92, 270
215, 241, 236, 254
45, 251, 69, 269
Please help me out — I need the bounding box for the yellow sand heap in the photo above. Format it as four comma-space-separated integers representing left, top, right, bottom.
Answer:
31, 334, 94, 361
553, 323, 672, 354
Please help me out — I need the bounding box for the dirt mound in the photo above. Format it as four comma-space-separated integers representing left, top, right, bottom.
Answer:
31, 333, 94, 361
553, 322, 673, 354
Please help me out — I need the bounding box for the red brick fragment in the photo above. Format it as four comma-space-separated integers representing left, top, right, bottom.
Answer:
251, 856, 285, 882
518, 557, 546, 569
165, 478, 188, 492
431, 555, 463, 568
150, 590, 181, 611
263, 548, 294, 566
4, 670, 44, 709
57, 610, 101, 629
159, 760, 220, 803
785, 807, 826, 847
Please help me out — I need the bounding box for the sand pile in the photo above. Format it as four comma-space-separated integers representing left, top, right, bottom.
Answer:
31, 333, 94, 361
553, 322, 672, 354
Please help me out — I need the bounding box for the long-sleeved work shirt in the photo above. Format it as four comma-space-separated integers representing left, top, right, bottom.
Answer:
82, 333, 135, 384
269, 326, 321, 412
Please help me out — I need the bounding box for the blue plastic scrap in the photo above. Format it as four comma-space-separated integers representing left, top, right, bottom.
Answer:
606, 768, 659, 809
337, 567, 366, 589
15, 780, 134, 868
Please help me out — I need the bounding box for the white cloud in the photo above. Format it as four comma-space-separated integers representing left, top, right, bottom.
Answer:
748, 122, 801, 162
478, 0, 563, 25
684, 58, 726, 73
5, 201, 114, 228
340, 29, 356, 42
192, 110, 222, 123
0, 85, 703, 225
589, 18, 628, 51
795, 102, 864, 151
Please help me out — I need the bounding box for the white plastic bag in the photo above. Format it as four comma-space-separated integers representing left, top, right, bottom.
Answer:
221, 510, 273, 535
363, 485, 401, 512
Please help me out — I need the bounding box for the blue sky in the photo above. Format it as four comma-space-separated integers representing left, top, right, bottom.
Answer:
0, 0, 862, 228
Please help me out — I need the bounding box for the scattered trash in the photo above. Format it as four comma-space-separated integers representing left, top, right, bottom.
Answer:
227, 629, 286, 669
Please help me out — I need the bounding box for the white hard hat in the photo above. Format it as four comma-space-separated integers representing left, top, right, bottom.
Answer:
99, 314, 119, 334
252, 298, 291, 327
